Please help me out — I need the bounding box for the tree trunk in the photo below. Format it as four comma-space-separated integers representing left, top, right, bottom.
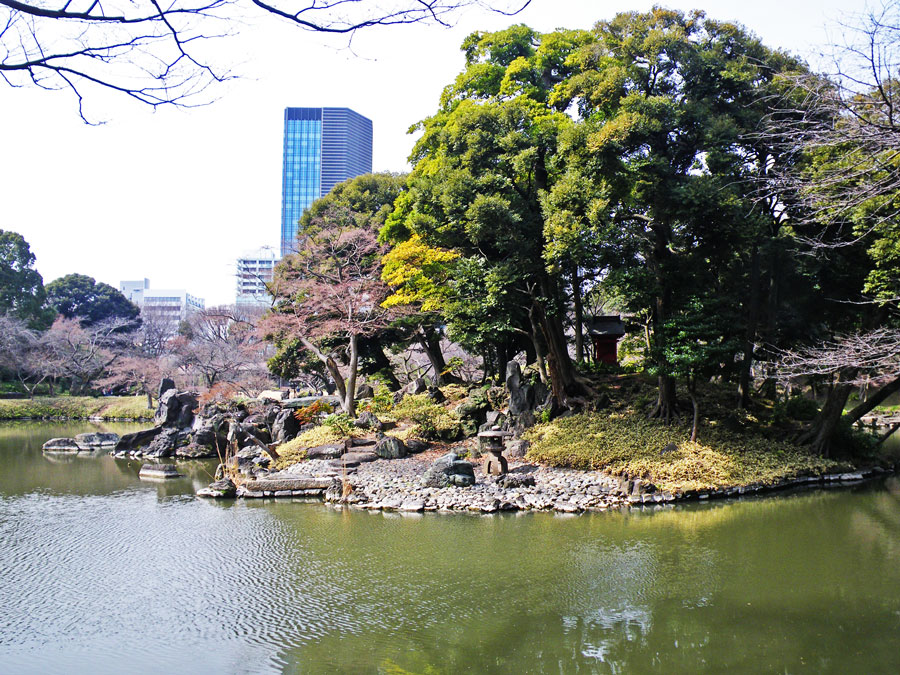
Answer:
689, 392, 699, 442
737, 244, 761, 408
300, 337, 347, 410
800, 376, 855, 457
527, 306, 549, 384
533, 288, 590, 406
650, 374, 678, 423
572, 267, 584, 363
146, 391, 153, 409
417, 325, 457, 386
343, 333, 359, 417
842, 375, 900, 427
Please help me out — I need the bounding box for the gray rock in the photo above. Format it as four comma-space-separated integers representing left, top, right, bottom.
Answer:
354, 411, 383, 431
139, 464, 182, 480
661, 442, 678, 455
42, 437, 80, 452
143, 427, 182, 458
116, 426, 163, 451
306, 443, 345, 460
175, 444, 218, 459
74, 432, 120, 449
154, 389, 180, 425
504, 439, 530, 458
375, 436, 407, 459
505, 361, 535, 414
408, 377, 428, 395
197, 478, 237, 498
405, 438, 429, 453
427, 387, 446, 404
356, 383, 375, 399
342, 451, 378, 464
422, 452, 476, 488
271, 409, 301, 444
158, 377, 176, 399
497, 473, 535, 489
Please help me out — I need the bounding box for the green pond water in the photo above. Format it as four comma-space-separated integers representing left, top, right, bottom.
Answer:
1, 422, 899, 674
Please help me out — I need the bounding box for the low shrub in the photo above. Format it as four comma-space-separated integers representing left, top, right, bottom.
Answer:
273, 436, 309, 470
392, 393, 459, 440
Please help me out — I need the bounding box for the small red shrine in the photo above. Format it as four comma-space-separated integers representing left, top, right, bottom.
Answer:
585, 315, 626, 365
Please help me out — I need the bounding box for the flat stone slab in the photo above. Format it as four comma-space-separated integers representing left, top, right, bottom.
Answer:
42, 438, 81, 453
240, 477, 338, 492
139, 464, 182, 480
74, 432, 120, 449
342, 451, 378, 463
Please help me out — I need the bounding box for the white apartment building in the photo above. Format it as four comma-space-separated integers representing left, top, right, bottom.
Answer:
236, 247, 280, 306
120, 279, 205, 329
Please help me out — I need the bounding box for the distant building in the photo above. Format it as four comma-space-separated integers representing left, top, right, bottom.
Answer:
280, 106, 373, 256
236, 247, 280, 306
120, 279, 205, 330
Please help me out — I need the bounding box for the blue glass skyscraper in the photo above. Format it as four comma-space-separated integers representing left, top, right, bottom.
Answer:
280, 107, 373, 255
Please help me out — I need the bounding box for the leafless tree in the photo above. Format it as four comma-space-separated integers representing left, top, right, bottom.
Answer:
39, 316, 134, 394
759, 1, 900, 260
175, 304, 271, 391
1, 0, 530, 122
771, 328, 900, 454
263, 204, 393, 415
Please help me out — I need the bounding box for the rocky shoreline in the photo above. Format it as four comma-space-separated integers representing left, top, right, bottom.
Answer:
207, 448, 896, 513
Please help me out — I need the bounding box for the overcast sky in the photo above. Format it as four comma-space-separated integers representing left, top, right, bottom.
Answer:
0, 0, 870, 306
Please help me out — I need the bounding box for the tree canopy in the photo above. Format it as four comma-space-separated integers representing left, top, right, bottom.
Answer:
0, 230, 54, 329
45, 273, 140, 326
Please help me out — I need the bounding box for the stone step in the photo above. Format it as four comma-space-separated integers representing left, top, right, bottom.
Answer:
240, 477, 338, 492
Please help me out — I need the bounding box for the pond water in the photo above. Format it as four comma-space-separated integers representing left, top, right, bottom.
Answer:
1, 422, 899, 674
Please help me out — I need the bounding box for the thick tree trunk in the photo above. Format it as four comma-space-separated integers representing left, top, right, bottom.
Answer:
800, 377, 855, 457
300, 337, 348, 411
689, 392, 699, 442
842, 376, 900, 427
146, 391, 153, 409
343, 334, 359, 417
650, 374, 678, 423
533, 288, 590, 406
417, 325, 458, 386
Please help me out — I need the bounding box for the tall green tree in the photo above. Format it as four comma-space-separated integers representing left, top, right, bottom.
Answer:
386, 25, 595, 402
552, 9, 805, 419
0, 230, 54, 328
45, 273, 140, 326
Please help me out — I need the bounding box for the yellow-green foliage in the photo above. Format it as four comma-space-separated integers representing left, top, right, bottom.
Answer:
0, 396, 154, 420
525, 412, 843, 492
295, 424, 345, 447
274, 436, 310, 470
392, 393, 458, 439
439, 384, 468, 403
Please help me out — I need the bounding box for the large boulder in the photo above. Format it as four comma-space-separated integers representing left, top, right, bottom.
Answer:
356, 383, 375, 399
143, 427, 187, 458
408, 377, 428, 395
197, 478, 237, 499
158, 377, 176, 399
271, 409, 301, 444
154, 390, 198, 427
422, 452, 476, 488
191, 426, 228, 453
354, 411, 383, 431
116, 426, 163, 452
375, 436, 407, 459
42, 437, 80, 453
176, 444, 218, 459
505, 361, 535, 414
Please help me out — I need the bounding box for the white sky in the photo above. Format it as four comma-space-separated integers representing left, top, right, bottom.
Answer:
0, 0, 871, 306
